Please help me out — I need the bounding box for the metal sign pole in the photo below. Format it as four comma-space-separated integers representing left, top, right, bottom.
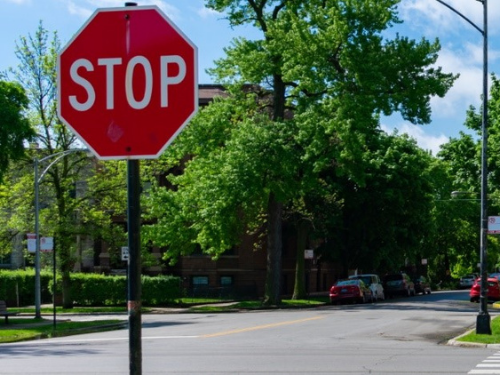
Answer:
127, 159, 142, 375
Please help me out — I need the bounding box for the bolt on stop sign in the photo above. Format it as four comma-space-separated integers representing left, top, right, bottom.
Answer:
57, 6, 198, 159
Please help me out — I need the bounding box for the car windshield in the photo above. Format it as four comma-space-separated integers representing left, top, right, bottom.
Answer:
352, 276, 371, 285
336, 280, 359, 286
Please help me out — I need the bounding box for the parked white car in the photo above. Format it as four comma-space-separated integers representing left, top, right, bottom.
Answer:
348, 274, 385, 301
459, 274, 477, 289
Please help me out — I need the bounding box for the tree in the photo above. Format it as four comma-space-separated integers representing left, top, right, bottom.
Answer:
204, 0, 455, 303
436, 74, 500, 276
145, 0, 456, 304
0, 79, 35, 181
327, 131, 435, 275
4, 23, 128, 307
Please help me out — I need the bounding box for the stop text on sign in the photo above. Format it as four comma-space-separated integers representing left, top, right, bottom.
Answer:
69, 55, 186, 111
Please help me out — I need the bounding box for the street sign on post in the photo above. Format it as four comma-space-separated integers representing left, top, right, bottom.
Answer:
57, 6, 198, 160
57, 5, 198, 374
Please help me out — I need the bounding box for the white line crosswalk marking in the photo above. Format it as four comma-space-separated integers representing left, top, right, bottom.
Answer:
469, 351, 500, 374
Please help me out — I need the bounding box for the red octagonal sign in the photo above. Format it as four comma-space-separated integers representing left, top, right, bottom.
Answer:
58, 6, 198, 159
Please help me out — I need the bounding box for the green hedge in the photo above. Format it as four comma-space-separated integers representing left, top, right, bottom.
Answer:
0, 270, 182, 307
0, 269, 52, 306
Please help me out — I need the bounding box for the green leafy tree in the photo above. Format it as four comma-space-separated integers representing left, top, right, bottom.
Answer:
3, 23, 128, 307
205, 0, 455, 303
145, 0, 456, 304
436, 74, 500, 276
0, 79, 35, 181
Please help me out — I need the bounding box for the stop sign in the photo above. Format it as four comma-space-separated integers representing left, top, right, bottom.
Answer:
57, 6, 198, 159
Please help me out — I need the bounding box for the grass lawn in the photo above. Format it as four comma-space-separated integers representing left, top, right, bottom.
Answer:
0, 318, 125, 343
9, 306, 127, 314
458, 315, 500, 345
186, 297, 328, 312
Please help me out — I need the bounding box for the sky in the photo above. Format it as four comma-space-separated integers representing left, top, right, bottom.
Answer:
0, 0, 498, 155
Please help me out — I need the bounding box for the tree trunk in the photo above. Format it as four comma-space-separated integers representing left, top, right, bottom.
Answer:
61, 270, 73, 308
292, 220, 309, 300
263, 192, 282, 306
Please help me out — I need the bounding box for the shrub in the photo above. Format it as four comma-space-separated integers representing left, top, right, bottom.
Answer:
0, 269, 52, 306
0, 270, 182, 306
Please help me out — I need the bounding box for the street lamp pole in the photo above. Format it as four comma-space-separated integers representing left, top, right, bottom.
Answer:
436, 0, 490, 334
34, 149, 86, 319
478, 0, 490, 335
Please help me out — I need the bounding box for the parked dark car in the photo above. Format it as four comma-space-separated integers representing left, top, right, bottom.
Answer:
470, 277, 500, 302
413, 276, 431, 295
382, 273, 415, 298
329, 279, 374, 305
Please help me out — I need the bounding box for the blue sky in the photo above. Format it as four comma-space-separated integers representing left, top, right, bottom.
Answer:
0, 0, 498, 155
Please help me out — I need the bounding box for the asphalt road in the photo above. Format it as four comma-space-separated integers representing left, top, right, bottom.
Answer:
1, 290, 499, 374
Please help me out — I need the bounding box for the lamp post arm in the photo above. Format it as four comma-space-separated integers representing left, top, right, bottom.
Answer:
435, 0, 483, 35
33, 148, 88, 319
37, 150, 77, 183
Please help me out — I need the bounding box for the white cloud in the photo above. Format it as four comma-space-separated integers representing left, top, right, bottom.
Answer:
60, 0, 180, 21
65, 1, 93, 19
196, 6, 220, 19
430, 46, 482, 117
380, 122, 449, 156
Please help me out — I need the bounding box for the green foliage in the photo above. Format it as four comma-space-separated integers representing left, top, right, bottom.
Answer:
0, 270, 182, 307
143, 0, 456, 304
459, 315, 500, 344
141, 275, 182, 305
0, 269, 52, 306
0, 80, 34, 182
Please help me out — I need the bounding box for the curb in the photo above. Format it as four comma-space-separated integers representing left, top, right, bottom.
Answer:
448, 302, 500, 348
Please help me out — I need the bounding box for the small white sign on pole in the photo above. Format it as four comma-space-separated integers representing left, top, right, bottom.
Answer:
27, 233, 36, 253
488, 216, 500, 234
40, 237, 54, 252
121, 246, 129, 262
304, 249, 314, 259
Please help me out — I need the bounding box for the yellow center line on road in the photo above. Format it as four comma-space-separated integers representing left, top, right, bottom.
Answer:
202, 315, 325, 338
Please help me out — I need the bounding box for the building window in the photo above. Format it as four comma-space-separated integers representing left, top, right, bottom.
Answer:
220, 276, 233, 286
192, 276, 209, 287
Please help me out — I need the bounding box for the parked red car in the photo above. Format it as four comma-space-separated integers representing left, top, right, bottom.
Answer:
469, 277, 500, 302
329, 279, 373, 304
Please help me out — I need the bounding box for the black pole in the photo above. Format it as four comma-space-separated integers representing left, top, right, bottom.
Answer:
127, 160, 142, 374
53, 238, 56, 332
124, 3, 142, 373
477, 0, 491, 335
